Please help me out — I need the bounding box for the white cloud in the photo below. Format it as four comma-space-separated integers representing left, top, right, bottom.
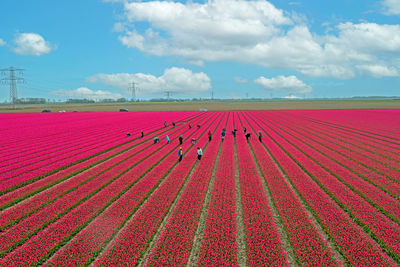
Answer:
357, 64, 399, 77
283, 95, 302, 99
51, 87, 122, 100
108, 0, 400, 79
12, 33, 55, 56
382, 0, 400, 15
0, 38, 6, 47
234, 77, 248, 83
86, 67, 211, 95
255, 75, 312, 94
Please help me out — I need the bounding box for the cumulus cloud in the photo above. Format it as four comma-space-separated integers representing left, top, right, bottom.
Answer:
107, 0, 400, 79
51, 87, 122, 100
382, 0, 400, 15
86, 67, 211, 95
12, 33, 55, 56
357, 64, 399, 77
0, 38, 6, 47
254, 75, 312, 94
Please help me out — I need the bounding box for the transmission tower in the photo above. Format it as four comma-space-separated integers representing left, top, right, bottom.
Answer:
165, 91, 172, 101
128, 81, 139, 101
211, 90, 214, 101
1, 67, 24, 109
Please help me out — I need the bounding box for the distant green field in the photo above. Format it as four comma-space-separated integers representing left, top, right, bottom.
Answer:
0, 99, 399, 112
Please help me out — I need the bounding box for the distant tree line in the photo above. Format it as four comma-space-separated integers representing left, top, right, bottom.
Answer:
15, 98, 46, 104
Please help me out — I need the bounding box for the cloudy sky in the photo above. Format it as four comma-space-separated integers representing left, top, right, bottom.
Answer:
0, 0, 399, 101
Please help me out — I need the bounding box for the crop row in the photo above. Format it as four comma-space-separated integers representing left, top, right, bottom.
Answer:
237, 112, 339, 266
91, 112, 220, 266
0, 112, 216, 265
244, 111, 395, 265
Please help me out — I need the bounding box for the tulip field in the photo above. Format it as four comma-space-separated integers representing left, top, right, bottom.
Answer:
0, 109, 399, 266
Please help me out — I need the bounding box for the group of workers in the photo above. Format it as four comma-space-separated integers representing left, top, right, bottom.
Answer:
128, 120, 264, 163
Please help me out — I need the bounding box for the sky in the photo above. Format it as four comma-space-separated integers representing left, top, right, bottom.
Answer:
0, 0, 399, 101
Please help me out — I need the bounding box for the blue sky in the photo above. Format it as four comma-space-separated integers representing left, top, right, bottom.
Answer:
0, 0, 399, 101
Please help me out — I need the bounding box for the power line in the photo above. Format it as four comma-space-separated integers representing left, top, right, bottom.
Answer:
1, 67, 25, 109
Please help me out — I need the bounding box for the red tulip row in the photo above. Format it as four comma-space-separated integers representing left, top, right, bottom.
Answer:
250, 112, 400, 262
238, 112, 339, 266
0, 134, 149, 208
144, 113, 227, 266
0, 112, 205, 225
0, 112, 197, 157
0, 112, 197, 181
272, 111, 400, 165
197, 113, 239, 266
0, 112, 216, 266
91, 112, 219, 266
266, 114, 400, 210
258, 112, 400, 199
246, 113, 395, 266
234, 115, 288, 265
282, 117, 400, 178
41, 124, 213, 266
293, 109, 400, 140
0, 112, 205, 206
0, 114, 131, 162
0, 112, 212, 249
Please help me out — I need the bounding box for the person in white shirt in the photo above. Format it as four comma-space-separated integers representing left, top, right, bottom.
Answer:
197, 147, 203, 160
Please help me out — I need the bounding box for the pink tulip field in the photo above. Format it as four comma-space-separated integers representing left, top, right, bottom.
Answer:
0, 109, 399, 266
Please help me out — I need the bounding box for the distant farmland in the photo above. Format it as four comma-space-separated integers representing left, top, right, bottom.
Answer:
0, 109, 399, 266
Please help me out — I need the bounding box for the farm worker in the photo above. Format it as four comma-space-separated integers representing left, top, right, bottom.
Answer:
166, 135, 170, 144
232, 130, 236, 137
178, 147, 183, 162
141, 131, 144, 138
221, 130, 226, 142
172, 122, 176, 127
164, 121, 167, 127
154, 137, 160, 144
197, 125, 201, 129
208, 131, 212, 141
191, 138, 197, 144
197, 147, 203, 160
243, 127, 247, 134
127, 132, 131, 137
245, 132, 251, 142
179, 136, 183, 145
189, 124, 192, 129
258, 131, 262, 142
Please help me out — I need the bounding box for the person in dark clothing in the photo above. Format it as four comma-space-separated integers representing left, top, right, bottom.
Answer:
243, 127, 247, 134
197, 147, 203, 160
141, 131, 144, 138
127, 132, 131, 137
179, 136, 183, 145
245, 132, 251, 142
189, 124, 192, 129
178, 147, 183, 162
232, 130, 236, 137
154, 137, 160, 144
208, 131, 212, 141
164, 121, 167, 127
172, 122, 176, 127
197, 125, 201, 129
258, 131, 262, 142
221, 130, 226, 142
